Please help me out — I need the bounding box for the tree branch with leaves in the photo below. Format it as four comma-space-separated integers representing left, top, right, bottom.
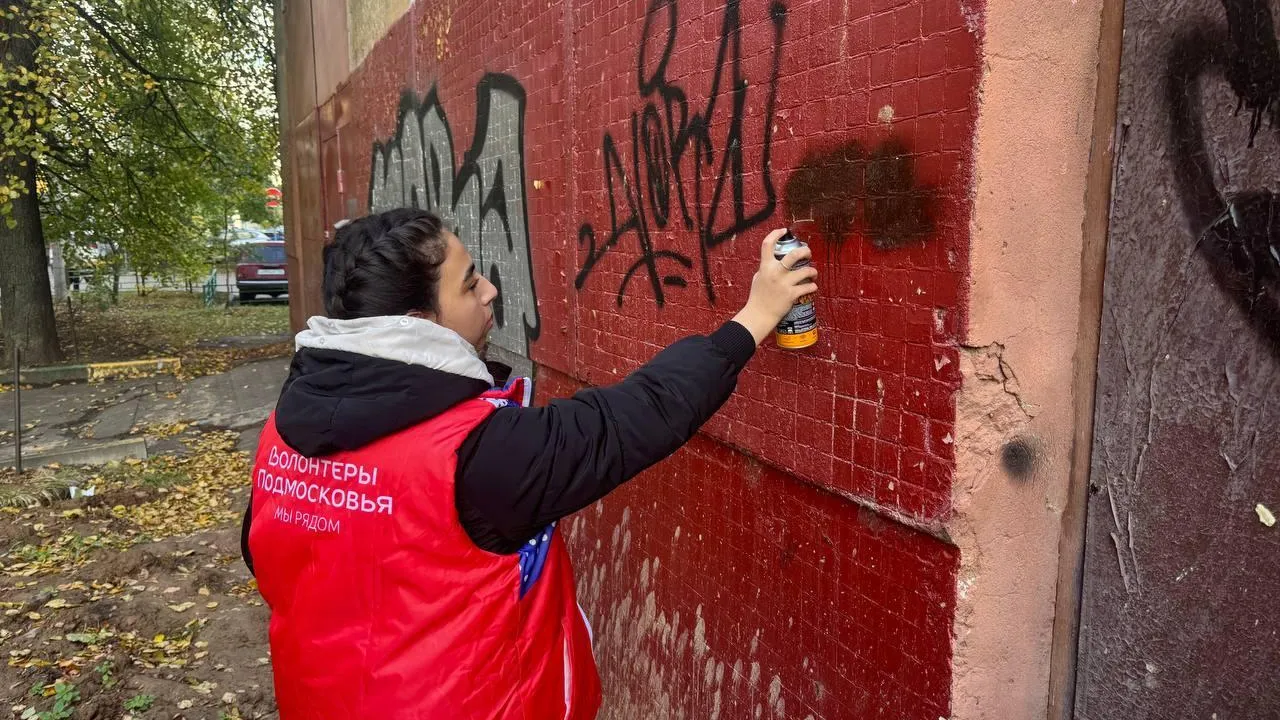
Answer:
0, 0, 279, 363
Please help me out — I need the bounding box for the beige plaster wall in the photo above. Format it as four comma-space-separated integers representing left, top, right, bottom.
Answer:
949, 1, 1110, 717
313, 1, 351, 102
347, 0, 412, 70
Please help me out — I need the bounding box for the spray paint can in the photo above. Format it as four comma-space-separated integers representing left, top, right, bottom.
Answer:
773, 231, 818, 349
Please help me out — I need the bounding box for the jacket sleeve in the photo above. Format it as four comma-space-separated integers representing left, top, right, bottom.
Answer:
240, 495, 255, 576
455, 321, 757, 553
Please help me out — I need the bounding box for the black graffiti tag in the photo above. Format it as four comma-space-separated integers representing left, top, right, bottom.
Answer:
1220, 0, 1280, 147
575, 0, 788, 307
1167, 0, 1280, 358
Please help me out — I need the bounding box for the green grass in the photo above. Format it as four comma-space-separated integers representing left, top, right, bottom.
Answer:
53, 292, 289, 365
138, 468, 189, 487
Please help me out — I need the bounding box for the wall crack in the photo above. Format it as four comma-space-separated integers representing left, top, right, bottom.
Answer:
960, 341, 1035, 419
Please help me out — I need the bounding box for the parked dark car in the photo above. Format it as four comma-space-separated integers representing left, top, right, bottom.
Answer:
235, 241, 288, 302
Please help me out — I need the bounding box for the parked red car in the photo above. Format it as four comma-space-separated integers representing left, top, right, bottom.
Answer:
235, 241, 288, 302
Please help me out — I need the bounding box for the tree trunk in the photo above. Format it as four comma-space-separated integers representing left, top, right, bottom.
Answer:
0, 156, 62, 365
0, 1, 62, 365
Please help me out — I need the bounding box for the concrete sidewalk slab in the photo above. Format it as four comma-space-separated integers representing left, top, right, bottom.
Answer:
1, 356, 289, 466
91, 396, 143, 438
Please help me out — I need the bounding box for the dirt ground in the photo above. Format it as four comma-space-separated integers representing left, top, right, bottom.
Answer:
0, 431, 275, 720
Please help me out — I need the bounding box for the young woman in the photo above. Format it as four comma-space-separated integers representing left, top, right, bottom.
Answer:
242, 208, 818, 719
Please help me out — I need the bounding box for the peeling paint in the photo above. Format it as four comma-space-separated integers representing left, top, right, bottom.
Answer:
693, 606, 708, 658
960, 342, 1035, 418
576, 507, 801, 719
958, 1, 983, 34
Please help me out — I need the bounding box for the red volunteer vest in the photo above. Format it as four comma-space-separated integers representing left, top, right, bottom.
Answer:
248, 378, 601, 719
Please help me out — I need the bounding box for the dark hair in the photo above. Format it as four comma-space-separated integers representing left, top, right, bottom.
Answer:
322, 209, 448, 319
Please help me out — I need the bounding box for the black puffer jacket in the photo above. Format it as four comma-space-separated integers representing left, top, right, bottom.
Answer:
242, 318, 755, 570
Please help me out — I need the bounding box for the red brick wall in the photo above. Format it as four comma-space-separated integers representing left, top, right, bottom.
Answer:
294, 0, 980, 715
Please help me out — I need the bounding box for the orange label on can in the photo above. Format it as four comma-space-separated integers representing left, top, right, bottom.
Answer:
776, 328, 818, 349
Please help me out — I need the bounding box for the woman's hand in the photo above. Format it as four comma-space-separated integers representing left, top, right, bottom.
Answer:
731, 228, 820, 345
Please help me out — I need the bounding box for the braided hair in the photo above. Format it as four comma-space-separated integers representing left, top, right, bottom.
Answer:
322, 209, 449, 319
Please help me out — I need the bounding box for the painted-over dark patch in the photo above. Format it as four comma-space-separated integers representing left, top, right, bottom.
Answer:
1000, 437, 1036, 480
783, 138, 936, 250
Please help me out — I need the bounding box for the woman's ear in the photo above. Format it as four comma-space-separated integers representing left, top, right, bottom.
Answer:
406, 309, 439, 323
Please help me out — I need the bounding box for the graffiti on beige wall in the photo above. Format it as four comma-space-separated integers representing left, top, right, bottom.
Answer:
369, 74, 541, 359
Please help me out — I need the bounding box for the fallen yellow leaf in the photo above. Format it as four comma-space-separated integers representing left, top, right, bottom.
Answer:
1257, 503, 1276, 528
